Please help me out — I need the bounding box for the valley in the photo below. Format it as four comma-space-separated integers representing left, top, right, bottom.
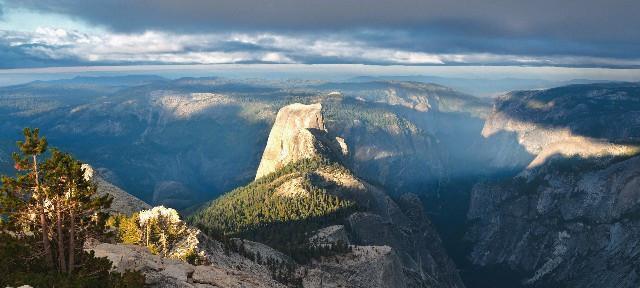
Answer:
1, 76, 639, 287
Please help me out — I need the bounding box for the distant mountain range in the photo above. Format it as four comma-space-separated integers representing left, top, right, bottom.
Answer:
1, 75, 639, 287
349, 75, 613, 97
0, 75, 500, 212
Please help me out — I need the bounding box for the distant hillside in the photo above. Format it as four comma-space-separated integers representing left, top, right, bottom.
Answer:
349, 75, 613, 97
0, 76, 499, 211
42, 75, 167, 86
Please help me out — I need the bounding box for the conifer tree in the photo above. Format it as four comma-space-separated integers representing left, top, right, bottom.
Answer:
0, 128, 125, 284
40, 149, 112, 273
8, 128, 54, 267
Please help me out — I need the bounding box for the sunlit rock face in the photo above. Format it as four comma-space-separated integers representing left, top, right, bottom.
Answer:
151, 92, 236, 120
467, 83, 640, 287
482, 83, 640, 170
89, 240, 286, 288
255, 103, 344, 179
483, 112, 638, 169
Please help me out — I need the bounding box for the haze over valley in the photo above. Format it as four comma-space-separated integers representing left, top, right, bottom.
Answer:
1, 1, 639, 287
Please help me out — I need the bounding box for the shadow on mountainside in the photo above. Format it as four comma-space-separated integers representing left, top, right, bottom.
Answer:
493, 82, 640, 143
0, 97, 272, 210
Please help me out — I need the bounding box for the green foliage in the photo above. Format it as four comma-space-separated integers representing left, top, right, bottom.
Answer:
11, 253, 144, 288
0, 230, 145, 288
111, 270, 146, 288
109, 213, 143, 245
109, 207, 195, 261
188, 157, 357, 266
181, 248, 201, 265
189, 158, 355, 234
0, 127, 144, 288
138, 206, 189, 257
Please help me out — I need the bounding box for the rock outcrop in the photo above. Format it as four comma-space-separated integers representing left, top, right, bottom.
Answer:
308, 225, 350, 246
302, 246, 406, 288
90, 242, 285, 288
231, 239, 294, 265
255, 103, 326, 179
255, 103, 347, 179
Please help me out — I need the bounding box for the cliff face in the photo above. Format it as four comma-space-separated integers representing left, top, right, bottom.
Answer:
309, 168, 464, 288
303, 245, 406, 288
481, 83, 640, 170
468, 155, 640, 287
255, 103, 343, 179
467, 83, 640, 287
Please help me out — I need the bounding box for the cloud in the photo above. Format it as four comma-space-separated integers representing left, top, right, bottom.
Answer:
2, 27, 640, 69
0, 28, 442, 66
6, 1, 639, 42
2, 0, 639, 64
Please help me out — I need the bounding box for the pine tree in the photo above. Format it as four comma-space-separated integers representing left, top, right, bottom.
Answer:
7, 128, 55, 267
40, 149, 112, 273
0, 128, 139, 287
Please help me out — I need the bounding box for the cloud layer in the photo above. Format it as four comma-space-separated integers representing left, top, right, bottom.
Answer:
1, 0, 640, 68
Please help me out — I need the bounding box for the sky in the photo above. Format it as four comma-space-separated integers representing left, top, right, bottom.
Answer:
0, 1, 639, 70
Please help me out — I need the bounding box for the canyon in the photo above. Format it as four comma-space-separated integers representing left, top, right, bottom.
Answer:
1, 77, 639, 287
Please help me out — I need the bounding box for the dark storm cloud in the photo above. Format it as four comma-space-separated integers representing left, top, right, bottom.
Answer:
347, 29, 640, 60
6, 0, 640, 60
2, 0, 640, 67
6, 0, 637, 39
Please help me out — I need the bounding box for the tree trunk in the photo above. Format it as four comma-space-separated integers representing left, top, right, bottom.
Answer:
56, 199, 67, 273
39, 208, 54, 267
68, 205, 75, 274
33, 155, 54, 268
